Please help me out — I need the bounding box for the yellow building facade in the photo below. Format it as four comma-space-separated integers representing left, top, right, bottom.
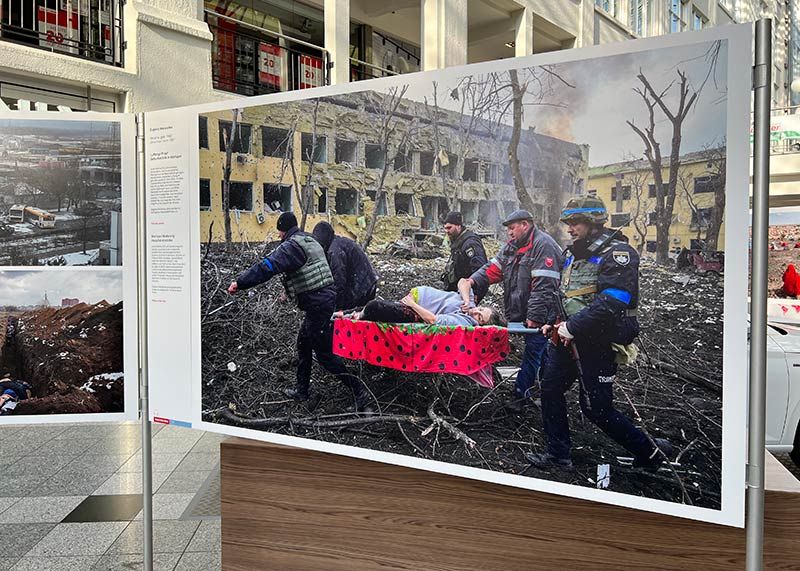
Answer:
587, 150, 726, 255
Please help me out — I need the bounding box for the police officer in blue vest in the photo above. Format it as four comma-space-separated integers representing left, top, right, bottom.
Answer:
527, 196, 672, 470
228, 212, 373, 412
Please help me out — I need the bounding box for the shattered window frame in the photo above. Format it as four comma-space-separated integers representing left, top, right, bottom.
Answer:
648, 182, 668, 198
365, 143, 386, 169
463, 159, 481, 182
218, 121, 252, 154
335, 139, 358, 165
461, 200, 479, 224
419, 151, 435, 176
317, 187, 329, 213
610, 212, 631, 227
610, 185, 632, 201
301, 133, 327, 164
224, 181, 254, 212
262, 127, 292, 158
394, 193, 415, 215
263, 183, 293, 213
646, 240, 657, 253
690, 207, 713, 228
365, 190, 388, 216
647, 211, 658, 226
199, 116, 209, 150
693, 176, 715, 194
200, 178, 211, 211
335, 188, 359, 215
393, 147, 411, 172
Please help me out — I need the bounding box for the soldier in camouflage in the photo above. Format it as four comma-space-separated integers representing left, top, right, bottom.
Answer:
228, 212, 373, 413
527, 196, 672, 470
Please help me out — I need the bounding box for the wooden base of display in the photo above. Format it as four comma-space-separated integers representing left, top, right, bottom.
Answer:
220, 438, 800, 570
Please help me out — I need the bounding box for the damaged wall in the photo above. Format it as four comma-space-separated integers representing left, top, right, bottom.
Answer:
199, 90, 588, 246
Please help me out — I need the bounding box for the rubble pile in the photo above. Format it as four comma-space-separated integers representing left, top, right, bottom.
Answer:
202, 242, 724, 509
10, 301, 124, 414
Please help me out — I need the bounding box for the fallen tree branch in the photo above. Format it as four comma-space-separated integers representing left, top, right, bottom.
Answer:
217, 406, 421, 429
427, 399, 477, 450
648, 360, 721, 395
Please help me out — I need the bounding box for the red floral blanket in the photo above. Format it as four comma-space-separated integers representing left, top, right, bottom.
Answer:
332, 319, 510, 388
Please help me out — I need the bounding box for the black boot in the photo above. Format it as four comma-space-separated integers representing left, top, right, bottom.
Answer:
525, 452, 574, 470
284, 387, 321, 411
349, 385, 375, 414
633, 438, 674, 471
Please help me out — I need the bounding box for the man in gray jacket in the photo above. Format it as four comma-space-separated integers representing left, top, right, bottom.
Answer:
461, 210, 562, 411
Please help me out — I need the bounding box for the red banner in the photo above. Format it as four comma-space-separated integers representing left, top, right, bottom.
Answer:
259, 42, 284, 89
299, 55, 324, 89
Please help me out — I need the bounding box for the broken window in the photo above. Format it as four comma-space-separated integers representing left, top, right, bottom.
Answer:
478, 201, 498, 227
335, 139, 357, 164
646, 240, 657, 252
485, 164, 500, 184
421, 196, 439, 229
366, 190, 388, 215
502, 165, 514, 185
647, 211, 658, 226
690, 207, 713, 229
394, 148, 411, 172
365, 143, 386, 169
262, 127, 291, 158
441, 152, 458, 178
693, 176, 716, 194
502, 201, 517, 216
610, 185, 632, 201
648, 183, 667, 198
610, 212, 631, 227
463, 159, 481, 182
317, 187, 328, 213
200, 179, 211, 211
395, 193, 414, 215
419, 152, 435, 176
263, 184, 292, 212
461, 201, 478, 224
199, 116, 209, 149
218, 121, 252, 154
224, 181, 253, 211
335, 188, 358, 214
690, 238, 706, 250
301, 133, 327, 163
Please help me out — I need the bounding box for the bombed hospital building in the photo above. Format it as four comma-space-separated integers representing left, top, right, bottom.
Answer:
198, 90, 588, 246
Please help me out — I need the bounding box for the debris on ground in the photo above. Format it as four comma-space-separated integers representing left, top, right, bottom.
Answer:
202, 242, 724, 509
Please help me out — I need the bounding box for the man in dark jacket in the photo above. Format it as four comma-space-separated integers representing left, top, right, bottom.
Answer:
312, 222, 378, 310
462, 210, 562, 411
441, 211, 488, 300
0, 375, 31, 414
228, 212, 373, 412
528, 196, 672, 470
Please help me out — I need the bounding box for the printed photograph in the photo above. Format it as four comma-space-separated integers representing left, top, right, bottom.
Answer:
0, 118, 123, 266
0, 269, 124, 416
198, 39, 736, 510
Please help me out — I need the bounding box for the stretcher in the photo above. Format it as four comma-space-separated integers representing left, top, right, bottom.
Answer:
332, 319, 539, 388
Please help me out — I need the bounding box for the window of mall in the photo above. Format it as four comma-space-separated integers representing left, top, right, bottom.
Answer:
204, 1, 419, 96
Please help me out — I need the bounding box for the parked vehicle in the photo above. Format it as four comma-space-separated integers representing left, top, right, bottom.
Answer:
766, 321, 800, 466
8, 205, 56, 228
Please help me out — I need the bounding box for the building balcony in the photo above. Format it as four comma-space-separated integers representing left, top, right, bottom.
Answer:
0, 0, 124, 67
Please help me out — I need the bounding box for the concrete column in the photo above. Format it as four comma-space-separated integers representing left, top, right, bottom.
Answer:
513, 8, 534, 57
324, 0, 350, 85
421, 0, 467, 71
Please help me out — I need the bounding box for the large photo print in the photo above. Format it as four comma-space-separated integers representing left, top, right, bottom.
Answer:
196, 31, 748, 524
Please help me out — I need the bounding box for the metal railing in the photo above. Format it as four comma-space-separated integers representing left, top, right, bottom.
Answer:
205, 9, 329, 96
350, 57, 400, 82
0, 0, 124, 67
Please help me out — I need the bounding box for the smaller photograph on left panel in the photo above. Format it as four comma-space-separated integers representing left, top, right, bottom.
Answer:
0, 269, 124, 417
0, 118, 122, 266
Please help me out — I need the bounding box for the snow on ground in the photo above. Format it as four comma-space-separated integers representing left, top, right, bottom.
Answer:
39, 249, 100, 266
9, 223, 33, 234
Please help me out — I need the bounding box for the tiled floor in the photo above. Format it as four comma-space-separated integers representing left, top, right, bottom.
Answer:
0, 422, 222, 571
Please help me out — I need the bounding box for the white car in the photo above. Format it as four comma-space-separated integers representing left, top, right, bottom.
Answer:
766, 321, 800, 465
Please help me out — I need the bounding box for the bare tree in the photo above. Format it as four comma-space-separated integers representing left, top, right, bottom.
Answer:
627, 69, 699, 264
621, 158, 651, 254
221, 108, 242, 249
702, 143, 726, 253
362, 86, 411, 250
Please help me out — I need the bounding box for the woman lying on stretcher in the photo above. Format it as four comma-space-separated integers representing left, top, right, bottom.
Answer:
338, 286, 506, 328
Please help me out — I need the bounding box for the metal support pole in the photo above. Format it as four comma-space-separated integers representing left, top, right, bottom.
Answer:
135, 112, 154, 571
746, 18, 771, 571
